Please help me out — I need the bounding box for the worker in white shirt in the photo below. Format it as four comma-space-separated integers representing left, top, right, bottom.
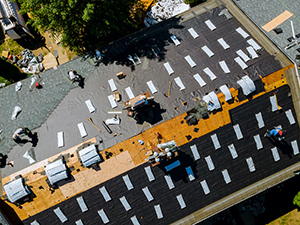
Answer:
68, 70, 81, 83
12, 127, 31, 143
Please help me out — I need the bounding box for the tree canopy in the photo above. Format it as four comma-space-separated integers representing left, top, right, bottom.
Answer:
293, 191, 300, 208
19, 0, 143, 53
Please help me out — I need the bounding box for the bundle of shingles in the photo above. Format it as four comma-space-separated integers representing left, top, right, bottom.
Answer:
144, 0, 190, 27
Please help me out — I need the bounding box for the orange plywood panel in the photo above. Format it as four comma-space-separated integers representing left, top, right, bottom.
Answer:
262, 10, 293, 32
58, 151, 136, 198
3, 138, 96, 186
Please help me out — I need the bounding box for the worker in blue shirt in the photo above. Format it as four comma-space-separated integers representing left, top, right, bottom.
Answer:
264, 126, 285, 140
95, 50, 103, 61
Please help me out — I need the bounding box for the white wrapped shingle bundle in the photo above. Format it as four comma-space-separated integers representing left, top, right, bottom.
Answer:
144, 0, 190, 26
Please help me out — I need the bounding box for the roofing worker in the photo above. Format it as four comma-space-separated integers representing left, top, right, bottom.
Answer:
95, 49, 109, 63
68, 70, 81, 83
68, 70, 85, 89
12, 127, 31, 143
264, 126, 285, 141
95, 49, 104, 62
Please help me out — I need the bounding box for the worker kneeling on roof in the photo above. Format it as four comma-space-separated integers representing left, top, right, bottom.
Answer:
264, 126, 286, 141
12, 127, 32, 143
68, 70, 82, 83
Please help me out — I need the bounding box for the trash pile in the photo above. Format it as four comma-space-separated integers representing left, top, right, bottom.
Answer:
144, 0, 190, 27
17, 49, 44, 74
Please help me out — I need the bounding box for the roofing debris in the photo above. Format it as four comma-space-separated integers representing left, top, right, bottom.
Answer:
17, 49, 44, 74
144, 0, 190, 27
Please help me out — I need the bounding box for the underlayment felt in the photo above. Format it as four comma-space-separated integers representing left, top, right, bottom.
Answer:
0, 59, 94, 153
2, 6, 283, 177
22, 85, 300, 225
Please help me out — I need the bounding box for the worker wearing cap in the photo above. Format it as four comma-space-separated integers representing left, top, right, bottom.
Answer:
264, 126, 285, 140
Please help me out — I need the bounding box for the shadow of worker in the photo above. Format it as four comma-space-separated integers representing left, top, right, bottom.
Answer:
78, 76, 85, 89
0, 153, 8, 168
29, 132, 39, 147
267, 137, 293, 159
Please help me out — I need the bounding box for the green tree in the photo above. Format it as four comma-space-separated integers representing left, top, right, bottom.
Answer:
19, 0, 142, 53
293, 191, 300, 207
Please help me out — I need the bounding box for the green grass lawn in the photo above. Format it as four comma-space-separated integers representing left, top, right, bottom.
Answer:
0, 38, 27, 86
0, 38, 25, 55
